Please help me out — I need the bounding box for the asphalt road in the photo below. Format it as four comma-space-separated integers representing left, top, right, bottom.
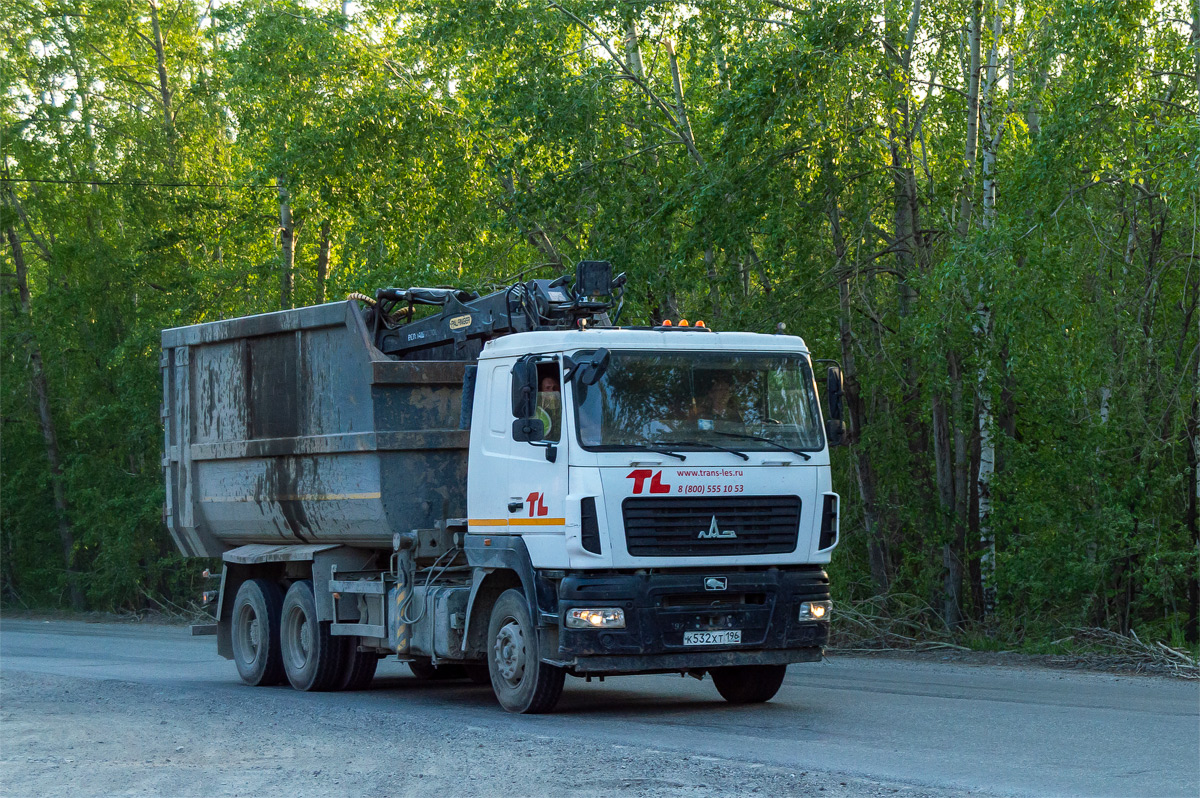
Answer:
1, 619, 1196, 797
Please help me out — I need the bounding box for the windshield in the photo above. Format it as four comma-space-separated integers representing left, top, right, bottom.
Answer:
573, 350, 825, 453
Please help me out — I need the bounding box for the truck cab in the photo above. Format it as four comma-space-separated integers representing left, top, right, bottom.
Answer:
462, 329, 837, 709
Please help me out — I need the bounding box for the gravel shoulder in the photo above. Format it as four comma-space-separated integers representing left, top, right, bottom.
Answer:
1, 668, 961, 798
2, 619, 1197, 798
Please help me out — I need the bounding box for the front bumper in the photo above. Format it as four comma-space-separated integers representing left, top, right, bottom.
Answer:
551, 567, 830, 674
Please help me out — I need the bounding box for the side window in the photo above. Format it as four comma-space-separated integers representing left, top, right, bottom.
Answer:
489, 366, 508, 435
533, 362, 562, 443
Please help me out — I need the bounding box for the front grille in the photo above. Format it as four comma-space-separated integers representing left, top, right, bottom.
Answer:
622, 496, 801, 557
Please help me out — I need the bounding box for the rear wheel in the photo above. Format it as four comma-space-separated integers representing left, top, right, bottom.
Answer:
487, 589, 564, 713
230, 578, 285, 687
280, 580, 343, 692
710, 664, 788, 704
337, 641, 379, 691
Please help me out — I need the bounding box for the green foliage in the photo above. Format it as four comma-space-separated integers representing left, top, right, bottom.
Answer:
1, 0, 1195, 649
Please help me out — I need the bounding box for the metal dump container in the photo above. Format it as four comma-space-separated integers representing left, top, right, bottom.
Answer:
161, 300, 469, 557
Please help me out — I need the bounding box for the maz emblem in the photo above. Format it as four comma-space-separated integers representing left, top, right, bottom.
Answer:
697, 516, 737, 540
704, 577, 728, 591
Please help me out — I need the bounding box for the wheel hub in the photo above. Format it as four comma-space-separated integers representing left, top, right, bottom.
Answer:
494, 620, 526, 686
235, 605, 260, 665
299, 619, 312, 659
248, 615, 261, 650
284, 606, 314, 671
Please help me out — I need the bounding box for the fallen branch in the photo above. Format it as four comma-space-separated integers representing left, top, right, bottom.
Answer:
1061, 628, 1200, 680
828, 594, 966, 652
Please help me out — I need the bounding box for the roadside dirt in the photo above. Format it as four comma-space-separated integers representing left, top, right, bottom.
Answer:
826, 646, 1200, 680
0, 669, 967, 798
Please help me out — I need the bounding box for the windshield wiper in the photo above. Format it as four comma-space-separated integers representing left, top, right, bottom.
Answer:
627, 440, 687, 460
655, 438, 750, 461
712, 431, 813, 461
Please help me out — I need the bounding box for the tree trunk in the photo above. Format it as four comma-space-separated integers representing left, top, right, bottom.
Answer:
5, 211, 85, 610
747, 244, 771, 295
1187, 377, 1199, 643
951, 351, 970, 624
663, 39, 703, 166
886, 4, 937, 546
1188, 197, 1199, 640
933, 347, 969, 627
933, 387, 962, 627
624, 17, 646, 86
278, 178, 295, 309
975, 304, 996, 613
703, 246, 719, 320
980, 4, 1005, 227
956, 0, 983, 236
1027, 65, 1047, 140
825, 170, 889, 593
148, 1, 176, 144
316, 219, 331, 305
664, 38, 719, 317
1192, 0, 1199, 128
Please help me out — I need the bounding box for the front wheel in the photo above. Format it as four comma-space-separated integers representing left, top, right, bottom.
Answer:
487, 589, 564, 713
710, 664, 788, 704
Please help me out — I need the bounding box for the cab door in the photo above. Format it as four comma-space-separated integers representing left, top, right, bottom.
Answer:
505, 357, 569, 566
467, 360, 518, 533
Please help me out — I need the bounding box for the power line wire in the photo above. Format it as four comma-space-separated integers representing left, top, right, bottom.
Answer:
3, 177, 277, 190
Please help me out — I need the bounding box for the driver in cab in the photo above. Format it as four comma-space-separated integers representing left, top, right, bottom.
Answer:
691, 371, 745, 432
535, 372, 562, 442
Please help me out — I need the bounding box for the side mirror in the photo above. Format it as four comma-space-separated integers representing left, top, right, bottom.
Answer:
511, 358, 537, 418
512, 417, 546, 442
825, 418, 846, 447
825, 366, 844, 421
575, 348, 611, 386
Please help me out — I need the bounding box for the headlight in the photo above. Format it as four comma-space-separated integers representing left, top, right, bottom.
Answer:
798, 600, 832, 621
565, 608, 626, 629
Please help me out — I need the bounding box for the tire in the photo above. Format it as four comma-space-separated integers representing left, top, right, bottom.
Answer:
408, 658, 466, 680
486, 589, 564, 713
280, 580, 344, 692
337, 641, 379, 691
463, 662, 491, 685
230, 578, 285, 687
710, 664, 788, 704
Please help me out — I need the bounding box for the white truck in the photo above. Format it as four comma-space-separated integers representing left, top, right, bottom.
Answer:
163, 261, 842, 712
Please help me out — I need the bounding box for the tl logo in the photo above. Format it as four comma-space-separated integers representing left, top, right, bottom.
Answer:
627, 469, 671, 494
525, 492, 549, 517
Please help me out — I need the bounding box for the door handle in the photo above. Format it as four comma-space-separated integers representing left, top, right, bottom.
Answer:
507, 501, 524, 513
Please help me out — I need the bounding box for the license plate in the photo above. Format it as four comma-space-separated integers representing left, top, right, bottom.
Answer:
683, 630, 742, 646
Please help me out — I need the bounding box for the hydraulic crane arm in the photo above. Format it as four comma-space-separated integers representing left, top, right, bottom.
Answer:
364, 261, 625, 361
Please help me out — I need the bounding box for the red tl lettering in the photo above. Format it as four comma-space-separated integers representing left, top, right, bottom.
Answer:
626, 469, 653, 494
627, 469, 671, 495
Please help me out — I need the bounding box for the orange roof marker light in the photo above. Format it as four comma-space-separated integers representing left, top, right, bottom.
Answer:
695, 320, 706, 328
661, 319, 673, 326
679, 319, 690, 327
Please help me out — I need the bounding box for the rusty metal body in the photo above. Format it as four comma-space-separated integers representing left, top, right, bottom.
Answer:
161, 300, 468, 557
